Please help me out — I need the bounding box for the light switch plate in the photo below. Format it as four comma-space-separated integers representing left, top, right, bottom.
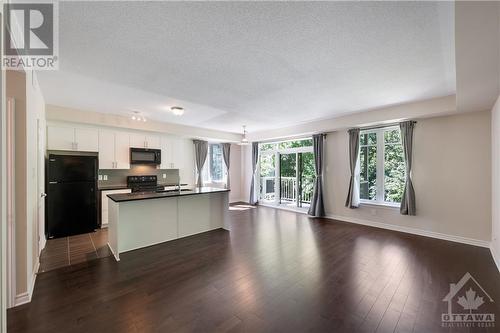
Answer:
98, 175, 103, 181
163, 173, 167, 179
103, 175, 108, 180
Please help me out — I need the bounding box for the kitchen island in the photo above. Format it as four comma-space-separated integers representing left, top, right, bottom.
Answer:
107, 187, 229, 261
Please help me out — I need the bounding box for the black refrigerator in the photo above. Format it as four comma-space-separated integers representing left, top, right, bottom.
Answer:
46, 153, 98, 238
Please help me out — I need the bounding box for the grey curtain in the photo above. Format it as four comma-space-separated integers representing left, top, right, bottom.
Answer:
193, 140, 208, 187
345, 128, 360, 208
400, 121, 416, 215
249, 142, 259, 205
308, 134, 326, 217
222, 143, 231, 189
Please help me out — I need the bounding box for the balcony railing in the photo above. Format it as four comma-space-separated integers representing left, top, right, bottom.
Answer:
260, 176, 313, 204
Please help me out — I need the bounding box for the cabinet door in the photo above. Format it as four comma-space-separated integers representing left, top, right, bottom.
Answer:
98, 130, 115, 169
115, 131, 130, 169
129, 133, 146, 148
146, 134, 161, 149
75, 128, 99, 152
178, 139, 195, 185
160, 136, 173, 169
47, 125, 75, 150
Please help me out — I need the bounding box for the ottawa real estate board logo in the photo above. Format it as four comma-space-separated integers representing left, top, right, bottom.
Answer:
3, 1, 59, 70
442, 272, 495, 328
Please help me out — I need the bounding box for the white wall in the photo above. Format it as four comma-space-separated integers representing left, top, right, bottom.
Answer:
228, 144, 243, 202
491, 96, 500, 268
324, 111, 491, 244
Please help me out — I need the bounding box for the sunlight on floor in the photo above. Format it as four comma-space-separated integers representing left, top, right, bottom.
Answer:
229, 204, 257, 211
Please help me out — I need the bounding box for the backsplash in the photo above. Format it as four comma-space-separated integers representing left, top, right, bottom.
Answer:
98, 165, 180, 187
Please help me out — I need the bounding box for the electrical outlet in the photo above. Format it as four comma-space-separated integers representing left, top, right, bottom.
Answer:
163, 173, 167, 179
103, 175, 108, 181
98, 175, 103, 181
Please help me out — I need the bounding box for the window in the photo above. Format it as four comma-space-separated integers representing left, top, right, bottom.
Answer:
359, 127, 405, 205
203, 144, 226, 184
258, 138, 314, 209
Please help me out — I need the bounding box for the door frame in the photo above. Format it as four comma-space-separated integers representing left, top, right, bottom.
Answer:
36, 119, 46, 254
6, 98, 16, 308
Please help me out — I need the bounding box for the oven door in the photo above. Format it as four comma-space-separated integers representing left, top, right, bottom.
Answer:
130, 148, 161, 165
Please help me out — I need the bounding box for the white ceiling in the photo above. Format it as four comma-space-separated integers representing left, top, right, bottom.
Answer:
38, 1, 456, 134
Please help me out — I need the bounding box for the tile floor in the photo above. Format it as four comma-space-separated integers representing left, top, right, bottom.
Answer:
39, 228, 111, 273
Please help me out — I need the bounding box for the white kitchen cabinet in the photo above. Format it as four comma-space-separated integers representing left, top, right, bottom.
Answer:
47, 125, 74, 150
146, 135, 161, 149
98, 130, 115, 169
47, 125, 98, 152
160, 136, 174, 169
115, 132, 130, 169
75, 128, 99, 152
129, 133, 160, 149
101, 189, 131, 226
129, 133, 146, 148
98, 130, 130, 169
176, 139, 195, 184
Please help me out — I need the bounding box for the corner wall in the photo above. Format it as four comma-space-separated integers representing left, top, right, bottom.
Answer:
491, 96, 500, 269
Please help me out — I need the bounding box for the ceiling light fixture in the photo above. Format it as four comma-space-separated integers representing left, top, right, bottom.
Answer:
240, 125, 249, 145
170, 106, 185, 116
131, 110, 146, 122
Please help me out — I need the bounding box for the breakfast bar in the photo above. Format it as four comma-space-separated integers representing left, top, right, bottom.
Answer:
106, 187, 229, 260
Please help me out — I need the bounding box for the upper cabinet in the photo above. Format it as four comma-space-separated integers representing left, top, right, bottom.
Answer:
98, 130, 130, 169
129, 133, 160, 149
47, 125, 98, 152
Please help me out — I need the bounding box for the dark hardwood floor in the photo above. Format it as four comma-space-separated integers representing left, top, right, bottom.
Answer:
8, 204, 500, 332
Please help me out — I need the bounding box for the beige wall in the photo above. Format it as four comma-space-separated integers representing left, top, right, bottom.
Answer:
491, 96, 500, 266
324, 111, 491, 242
7, 71, 28, 296
6, 70, 46, 302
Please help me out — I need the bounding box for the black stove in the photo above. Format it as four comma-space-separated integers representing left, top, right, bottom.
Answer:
127, 175, 164, 193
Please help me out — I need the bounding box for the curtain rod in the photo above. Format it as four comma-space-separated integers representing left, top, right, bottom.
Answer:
357, 120, 417, 131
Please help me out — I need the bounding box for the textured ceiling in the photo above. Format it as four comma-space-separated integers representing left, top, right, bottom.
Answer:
38, 1, 455, 133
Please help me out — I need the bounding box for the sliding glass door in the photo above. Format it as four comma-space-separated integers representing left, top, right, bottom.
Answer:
279, 153, 297, 206
258, 138, 314, 209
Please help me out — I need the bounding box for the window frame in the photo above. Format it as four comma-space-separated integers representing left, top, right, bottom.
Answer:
202, 143, 227, 185
359, 126, 403, 208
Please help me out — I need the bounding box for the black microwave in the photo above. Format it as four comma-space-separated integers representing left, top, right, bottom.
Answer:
130, 148, 161, 165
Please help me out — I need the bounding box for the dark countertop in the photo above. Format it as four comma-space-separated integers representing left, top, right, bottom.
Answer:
107, 187, 230, 203
98, 183, 189, 191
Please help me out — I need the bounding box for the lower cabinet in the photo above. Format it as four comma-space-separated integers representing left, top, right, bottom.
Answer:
101, 189, 131, 226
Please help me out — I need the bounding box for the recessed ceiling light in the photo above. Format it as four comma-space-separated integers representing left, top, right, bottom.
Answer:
170, 106, 185, 116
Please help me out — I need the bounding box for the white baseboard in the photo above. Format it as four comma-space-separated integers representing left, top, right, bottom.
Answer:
14, 292, 30, 307
490, 244, 500, 273
13, 258, 40, 307
325, 214, 490, 248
